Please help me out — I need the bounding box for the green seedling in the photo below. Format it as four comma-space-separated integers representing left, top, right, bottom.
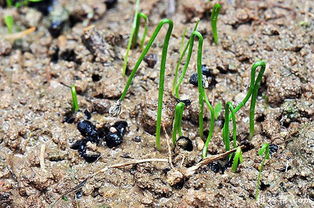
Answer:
255, 143, 270, 200
110, 19, 173, 150
210, 3, 222, 45
171, 102, 185, 145
122, 0, 148, 75
62, 196, 68, 201
231, 146, 243, 172
169, 30, 215, 158
4, 15, 14, 33
172, 20, 199, 95
71, 85, 79, 113
222, 101, 237, 151
6, 0, 13, 7
213, 101, 222, 120
226, 61, 266, 140
173, 31, 207, 138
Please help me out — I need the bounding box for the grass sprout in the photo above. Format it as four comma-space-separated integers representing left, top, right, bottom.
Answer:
213, 101, 222, 120
4, 15, 14, 33
172, 20, 199, 95
71, 85, 79, 113
169, 30, 216, 158
211, 3, 222, 45
255, 143, 270, 200
113, 19, 173, 150
122, 0, 148, 75
171, 102, 185, 145
222, 101, 237, 151
231, 146, 243, 172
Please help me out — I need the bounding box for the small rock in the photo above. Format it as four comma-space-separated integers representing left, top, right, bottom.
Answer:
144, 54, 158, 68
176, 136, 193, 151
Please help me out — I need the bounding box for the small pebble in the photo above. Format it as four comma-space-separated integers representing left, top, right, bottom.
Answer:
144, 53, 158, 68
269, 144, 279, 155
176, 136, 193, 151
133, 136, 142, 142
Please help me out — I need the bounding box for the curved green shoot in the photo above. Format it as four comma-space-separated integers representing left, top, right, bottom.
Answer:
117, 19, 173, 150
211, 3, 222, 45
255, 143, 270, 200
230, 61, 266, 139
132, 13, 148, 49
172, 20, 200, 95
122, 0, 149, 75
171, 102, 185, 145
71, 85, 79, 113
169, 30, 215, 158
231, 147, 243, 172
248, 61, 266, 139
222, 102, 237, 151
172, 31, 209, 140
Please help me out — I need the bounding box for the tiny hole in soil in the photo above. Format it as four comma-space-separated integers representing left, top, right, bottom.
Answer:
105, 0, 118, 9
91, 188, 100, 198
172, 179, 185, 190
260, 181, 270, 191
60, 49, 81, 64
63, 111, 75, 123
50, 46, 59, 63
256, 114, 265, 122
92, 74, 102, 82
94, 93, 104, 99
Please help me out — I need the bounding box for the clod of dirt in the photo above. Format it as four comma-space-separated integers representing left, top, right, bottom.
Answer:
81, 29, 115, 63
181, 0, 210, 22
166, 169, 185, 187
0, 39, 12, 55
176, 136, 193, 152
91, 99, 111, 114
138, 91, 175, 134
144, 53, 158, 68
266, 73, 302, 106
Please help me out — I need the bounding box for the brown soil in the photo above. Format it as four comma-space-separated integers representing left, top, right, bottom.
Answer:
0, 0, 313, 207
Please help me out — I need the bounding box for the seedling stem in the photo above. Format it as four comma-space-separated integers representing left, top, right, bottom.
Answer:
117, 19, 174, 150
222, 102, 237, 151
171, 102, 185, 145
71, 85, 79, 113
255, 143, 270, 200
231, 147, 243, 172
211, 3, 222, 45
122, 0, 148, 75
172, 20, 199, 95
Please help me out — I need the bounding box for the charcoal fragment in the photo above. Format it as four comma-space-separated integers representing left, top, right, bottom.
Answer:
105, 132, 123, 148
